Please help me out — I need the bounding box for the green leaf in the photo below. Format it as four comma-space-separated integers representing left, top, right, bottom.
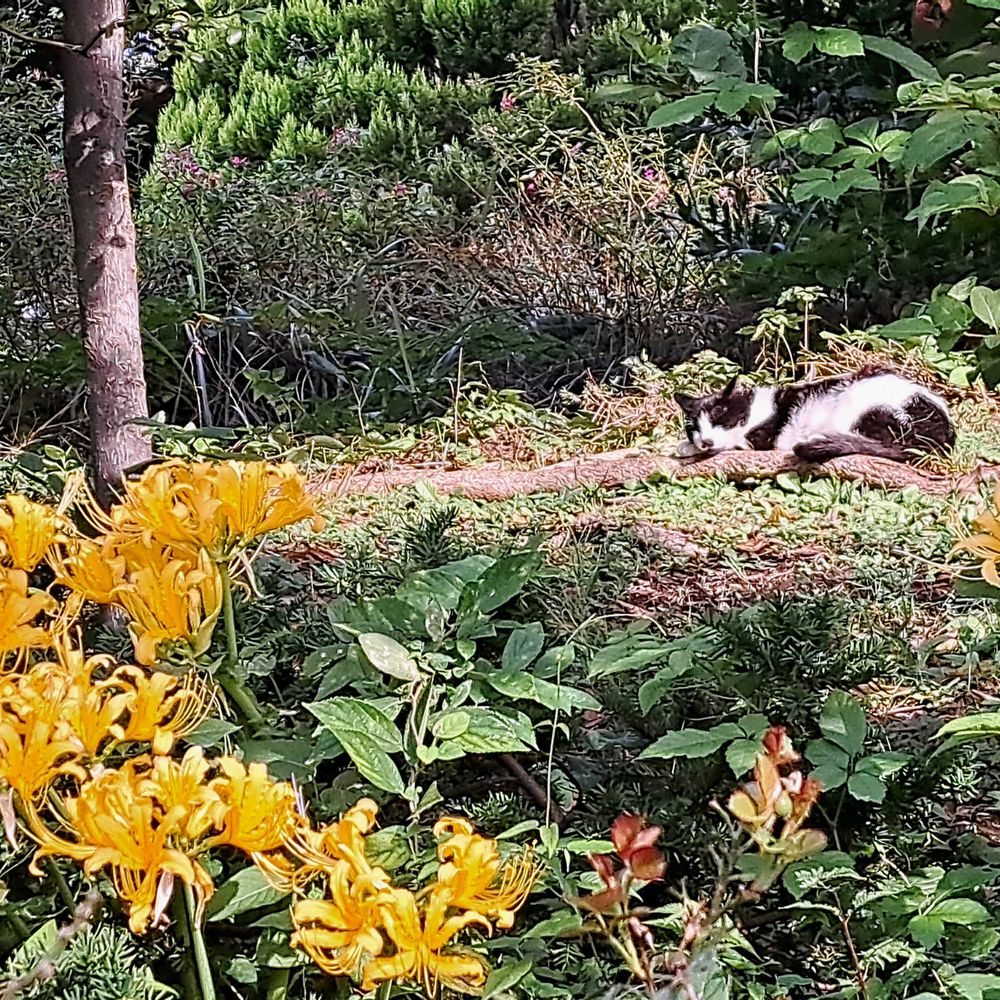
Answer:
971, 286, 1000, 331
929, 898, 991, 924
909, 913, 946, 948
306, 698, 405, 794
358, 633, 421, 682
810, 763, 848, 790
502, 623, 545, 671
448, 707, 535, 753
7, 919, 57, 968
207, 867, 287, 922
487, 671, 601, 713
592, 82, 660, 104
637, 648, 698, 712
725, 738, 762, 777
469, 551, 542, 614
254, 928, 309, 969
589, 636, 675, 679
184, 718, 239, 747
783, 22, 815, 63
906, 175, 1000, 231
935, 711, 1000, 754
950, 975, 1000, 1000
903, 112, 979, 172
878, 316, 938, 340
783, 851, 858, 899
227, 957, 258, 985
819, 691, 867, 755
847, 770, 887, 803
432, 709, 471, 740
862, 35, 941, 80
648, 94, 714, 128
856, 751, 910, 778
815, 27, 864, 57
483, 958, 534, 999
639, 723, 742, 760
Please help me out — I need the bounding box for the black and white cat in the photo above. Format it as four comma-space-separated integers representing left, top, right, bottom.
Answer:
674, 367, 955, 463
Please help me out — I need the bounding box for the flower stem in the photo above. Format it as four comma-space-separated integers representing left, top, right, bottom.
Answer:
216, 560, 263, 728
171, 891, 200, 1000
263, 969, 289, 1000
45, 859, 75, 912
183, 882, 217, 1000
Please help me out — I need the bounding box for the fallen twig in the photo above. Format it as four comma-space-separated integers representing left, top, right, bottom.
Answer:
315, 448, 1000, 501
499, 753, 566, 827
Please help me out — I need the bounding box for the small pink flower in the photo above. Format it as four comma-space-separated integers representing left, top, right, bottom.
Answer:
230, 156, 249, 167
642, 167, 657, 181
392, 181, 411, 197
525, 181, 537, 194
500, 93, 516, 112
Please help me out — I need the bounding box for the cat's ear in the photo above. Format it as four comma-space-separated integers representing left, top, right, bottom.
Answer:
721, 375, 740, 398
674, 392, 696, 414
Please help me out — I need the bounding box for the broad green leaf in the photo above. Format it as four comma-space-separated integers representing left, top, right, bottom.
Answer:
971, 286, 1000, 331
862, 35, 941, 80
856, 751, 910, 778
938, 867, 999, 896
589, 636, 675, 679
810, 763, 847, 790
909, 913, 946, 948
726, 738, 762, 777
432, 709, 470, 740
365, 826, 411, 871
306, 698, 402, 752
227, 957, 258, 985
306, 698, 405, 793
240, 739, 316, 781
847, 770, 887, 803
648, 94, 714, 128
783, 22, 815, 63
502, 623, 545, 672
207, 867, 287, 922
929, 898, 991, 924
483, 958, 534, 999
819, 691, 867, 755
7, 919, 57, 968
592, 82, 660, 104
815, 27, 864, 58
799, 117, 843, 155
935, 711, 1000, 754
184, 718, 239, 748
534, 642, 575, 678
878, 316, 938, 339
639, 723, 742, 760
358, 632, 420, 682
903, 112, 979, 172
449, 707, 535, 753
469, 551, 542, 614
254, 928, 309, 969
906, 175, 1000, 231
487, 671, 601, 713
950, 974, 1000, 1000
524, 909, 584, 938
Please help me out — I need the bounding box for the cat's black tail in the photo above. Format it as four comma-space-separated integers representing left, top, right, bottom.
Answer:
793, 434, 908, 464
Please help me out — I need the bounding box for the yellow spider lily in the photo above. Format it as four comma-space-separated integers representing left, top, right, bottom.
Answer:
114, 549, 222, 666
0, 714, 86, 805
433, 817, 538, 929
138, 749, 225, 844
50, 536, 128, 607
953, 483, 1000, 587
28, 764, 215, 934
0, 568, 57, 658
361, 886, 491, 995
291, 862, 387, 978
104, 665, 212, 754
0, 494, 63, 572
206, 757, 303, 857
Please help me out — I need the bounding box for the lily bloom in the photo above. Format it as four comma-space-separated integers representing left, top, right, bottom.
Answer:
361, 886, 491, 995
0, 568, 57, 658
114, 549, 222, 666
0, 494, 63, 572
28, 765, 215, 933
50, 536, 127, 607
206, 756, 303, 857
291, 862, 386, 977
433, 817, 538, 929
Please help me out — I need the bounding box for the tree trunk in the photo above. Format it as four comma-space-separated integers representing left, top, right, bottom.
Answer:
62, 1, 151, 506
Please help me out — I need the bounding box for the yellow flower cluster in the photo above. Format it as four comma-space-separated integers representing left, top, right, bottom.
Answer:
27, 748, 301, 934
259, 805, 538, 994
56, 459, 325, 666
0, 464, 534, 995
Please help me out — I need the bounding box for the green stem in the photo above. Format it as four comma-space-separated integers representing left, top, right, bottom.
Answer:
46, 859, 75, 912
216, 560, 264, 728
183, 882, 217, 1000
172, 891, 200, 1000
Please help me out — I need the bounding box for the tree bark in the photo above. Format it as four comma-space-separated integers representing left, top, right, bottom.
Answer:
62, 2, 151, 506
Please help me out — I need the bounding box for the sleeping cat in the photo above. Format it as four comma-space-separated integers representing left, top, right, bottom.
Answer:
674, 367, 954, 463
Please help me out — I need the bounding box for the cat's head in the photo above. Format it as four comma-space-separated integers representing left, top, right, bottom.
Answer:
674, 376, 754, 454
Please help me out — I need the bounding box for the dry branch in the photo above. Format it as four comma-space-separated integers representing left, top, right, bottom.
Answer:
316, 448, 999, 502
